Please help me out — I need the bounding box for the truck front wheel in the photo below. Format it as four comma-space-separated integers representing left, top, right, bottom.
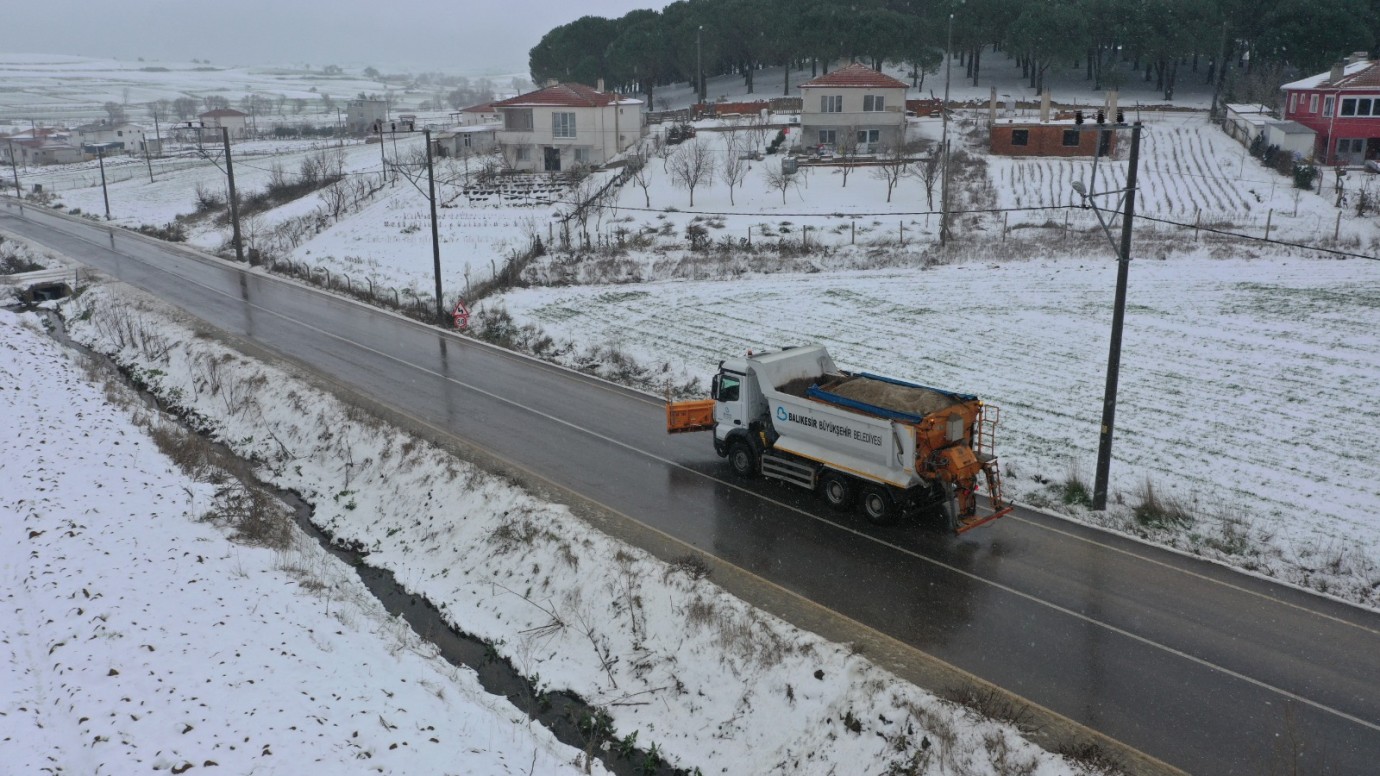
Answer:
727, 440, 759, 478
819, 471, 855, 511
860, 484, 899, 526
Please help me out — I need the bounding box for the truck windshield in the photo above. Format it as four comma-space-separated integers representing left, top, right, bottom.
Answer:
716, 374, 740, 402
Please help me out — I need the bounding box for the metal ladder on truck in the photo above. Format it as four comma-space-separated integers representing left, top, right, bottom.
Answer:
957, 404, 1014, 533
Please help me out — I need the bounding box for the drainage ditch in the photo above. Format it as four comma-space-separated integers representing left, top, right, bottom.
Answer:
37, 307, 686, 776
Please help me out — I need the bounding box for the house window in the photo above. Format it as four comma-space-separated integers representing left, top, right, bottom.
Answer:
117, 130, 123, 137
515, 146, 531, 161
505, 109, 534, 131
1062, 129, 1081, 146
1324, 96, 1335, 117
1011, 129, 1029, 146
1359, 98, 1374, 116
1342, 98, 1356, 116
1338, 138, 1364, 154
857, 129, 880, 145
1288, 93, 1297, 114
818, 129, 836, 145
573, 147, 589, 164
821, 95, 842, 113
552, 112, 576, 138
1310, 94, 1319, 113
863, 95, 884, 112
462, 134, 472, 148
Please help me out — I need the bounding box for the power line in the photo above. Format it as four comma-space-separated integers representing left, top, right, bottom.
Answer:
1134, 213, 1380, 262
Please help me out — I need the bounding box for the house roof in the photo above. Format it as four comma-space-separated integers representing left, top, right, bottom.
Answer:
199, 108, 248, 118
1282, 59, 1380, 90
1224, 103, 1272, 116
492, 83, 639, 109
461, 102, 497, 113
1267, 120, 1316, 135
799, 63, 908, 90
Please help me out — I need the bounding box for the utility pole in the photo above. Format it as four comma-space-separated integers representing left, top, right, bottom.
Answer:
939, 11, 954, 246
1092, 121, 1142, 511
221, 126, 244, 262
96, 145, 111, 219
6, 140, 19, 197
1209, 22, 1228, 121
143, 131, 155, 183
423, 128, 444, 324
697, 25, 705, 104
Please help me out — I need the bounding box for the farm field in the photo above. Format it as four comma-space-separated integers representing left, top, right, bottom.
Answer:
491, 252, 1380, 608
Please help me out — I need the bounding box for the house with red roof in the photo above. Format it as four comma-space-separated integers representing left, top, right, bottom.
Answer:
1281, 53, 1380, 165
799, 63, 908, 153
457, 102, 501, 127
491, 81, 644, 172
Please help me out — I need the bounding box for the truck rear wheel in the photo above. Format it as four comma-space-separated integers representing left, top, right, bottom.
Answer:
819, 471, 855, 511
934, 482, 958, 533
727, 440, 758, 478
860, 484, 898, 526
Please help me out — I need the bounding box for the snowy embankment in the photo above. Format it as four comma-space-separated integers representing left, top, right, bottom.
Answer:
490, 253, 1380, 611
37, 276, 1104, 776
0, 308, 598, 775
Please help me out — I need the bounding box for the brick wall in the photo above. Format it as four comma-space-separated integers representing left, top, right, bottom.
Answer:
989, 124, 1117, 157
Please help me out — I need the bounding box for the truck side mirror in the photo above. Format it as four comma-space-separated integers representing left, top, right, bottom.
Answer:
711, 373, 721, 401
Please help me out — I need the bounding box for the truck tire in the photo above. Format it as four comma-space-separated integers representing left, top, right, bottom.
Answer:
934, 482, 959, 533
727, 440, 759, 478
818, 471, 855, 511
860, 484, 899, 526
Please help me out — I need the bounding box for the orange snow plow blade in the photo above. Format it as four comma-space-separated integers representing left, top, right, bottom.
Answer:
666, 399, 716, 434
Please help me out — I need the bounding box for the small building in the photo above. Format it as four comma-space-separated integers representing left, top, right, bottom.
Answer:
346, 99, 389, 134
1263, 120, 1317, 159
434, 125, 499, 157
492, 81, 644, 172
798, 63, 908, 153
1223, 104, 1275, 146
457, 102, 501, 126
989, 122, 1116, 157
198, 108, 250, 140
1281, 53, 1380, 165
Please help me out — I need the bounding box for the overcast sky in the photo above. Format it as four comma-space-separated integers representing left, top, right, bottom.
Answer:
0, 0, 663, 76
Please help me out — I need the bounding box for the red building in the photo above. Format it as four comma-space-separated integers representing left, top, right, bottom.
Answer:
989, 122, 1116, 157
1281, 54, 1380, 165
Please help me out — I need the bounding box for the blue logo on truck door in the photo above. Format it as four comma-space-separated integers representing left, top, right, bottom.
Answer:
776, 406, 788, 421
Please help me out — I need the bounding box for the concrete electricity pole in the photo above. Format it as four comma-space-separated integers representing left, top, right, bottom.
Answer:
96, 145, 111, 219
423, 128, 444, 324
939, 11, 954, 246
697, 26, 705, 104
222, 126, 244, 262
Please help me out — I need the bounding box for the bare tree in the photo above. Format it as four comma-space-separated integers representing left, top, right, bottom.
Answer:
835, 128, 860, 187
871, 133, 913, 203
720, 135, 750, 206
668, 138, 713, 207
749, 112, 772, 155
172, 97, 198, 120
103, 101, 127, 123
911, 141, 941, 210
627, 152, 654, 208
764, 160, 805, 204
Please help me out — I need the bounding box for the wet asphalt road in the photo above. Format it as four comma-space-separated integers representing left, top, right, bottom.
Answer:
6, 199, 1378, 775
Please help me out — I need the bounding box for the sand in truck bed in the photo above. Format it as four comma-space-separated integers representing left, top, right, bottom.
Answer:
777, 374, 962, 419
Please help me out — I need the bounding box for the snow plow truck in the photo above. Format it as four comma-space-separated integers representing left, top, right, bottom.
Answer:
666, 345, 1010, 533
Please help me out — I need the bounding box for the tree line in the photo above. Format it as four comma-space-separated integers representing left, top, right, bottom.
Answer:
530, 0, 1379, 105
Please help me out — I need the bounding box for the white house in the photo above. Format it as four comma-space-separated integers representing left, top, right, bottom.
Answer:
434, 125, 499, 157
798, 63, 908, 153
1, 127, 82, 166
198, 108, 249, 140
74, 121, 157, 155
1223, 104, 1274, 146
492, 82, 644, 172
346, 99, 389, 134
1263, 120, 1317, 159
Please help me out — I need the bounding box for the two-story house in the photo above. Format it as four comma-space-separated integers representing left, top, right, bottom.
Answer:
74, 121, 159, 156
492, 82, 644, 172
1281, 53, 1380, 165
798, 63, 908, 153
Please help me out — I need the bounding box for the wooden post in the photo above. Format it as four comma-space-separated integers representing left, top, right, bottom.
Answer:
1002, 212, 1009, 242
1194, 209, 1200, 241
1264, 209, 1273, 240
851, 220, 855, 244
1334, 211, 1342, 241
899, 221, 904, 246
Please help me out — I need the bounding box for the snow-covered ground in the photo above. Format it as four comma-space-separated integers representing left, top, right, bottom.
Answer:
0, 306, 604, 776
0, 238, 1108, 774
